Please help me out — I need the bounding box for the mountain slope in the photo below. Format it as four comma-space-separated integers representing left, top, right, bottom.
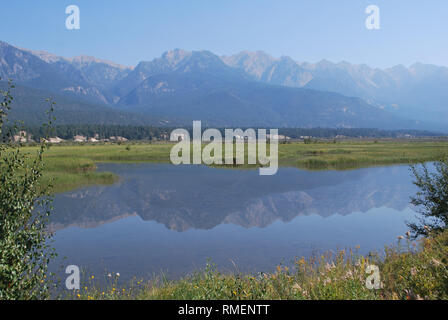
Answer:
1, 41, 446, 129
0, 81, 167, 126
223, 51, 448, 124
0, 41, 132, 105
117, 51, 420, 128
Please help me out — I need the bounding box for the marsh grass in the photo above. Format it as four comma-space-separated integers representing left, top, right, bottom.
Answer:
279, 141, 448, 170
70, 230, 448, 300
18, 140, 448, 192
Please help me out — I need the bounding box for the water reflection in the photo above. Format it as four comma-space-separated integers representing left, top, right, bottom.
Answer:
50, 164, 415, 232
50, 164, 417, 280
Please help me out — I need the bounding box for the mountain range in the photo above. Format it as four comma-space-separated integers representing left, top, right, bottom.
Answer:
1, 40, 447, 130
223, 51, 448, 124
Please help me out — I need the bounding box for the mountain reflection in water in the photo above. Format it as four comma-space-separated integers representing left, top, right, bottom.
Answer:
50, 163, 417, 280
51, 163, 415, 232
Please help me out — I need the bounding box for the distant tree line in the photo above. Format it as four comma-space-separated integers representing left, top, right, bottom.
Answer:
277, 127, 444, 139
1, 125, 444, 142
3, 125, 174, 142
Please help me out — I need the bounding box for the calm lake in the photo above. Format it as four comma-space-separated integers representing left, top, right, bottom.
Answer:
50, 163, 418, 281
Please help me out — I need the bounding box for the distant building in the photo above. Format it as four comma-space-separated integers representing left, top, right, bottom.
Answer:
13, 130, 34, 143
109, 136, 128, 142
73, 135, 87, 142
44, 137, 64, 144
267, 134, 290, 141
171, 133, 187, 141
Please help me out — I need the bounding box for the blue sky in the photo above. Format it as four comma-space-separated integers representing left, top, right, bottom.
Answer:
0, 0, 446, 68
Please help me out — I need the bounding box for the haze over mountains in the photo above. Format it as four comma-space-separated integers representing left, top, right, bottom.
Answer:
1, 40, 447, 130
223, 51, 448, 124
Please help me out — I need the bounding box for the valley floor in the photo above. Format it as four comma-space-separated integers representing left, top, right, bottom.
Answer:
17, 139, 448, 193
25, 139, 448, 300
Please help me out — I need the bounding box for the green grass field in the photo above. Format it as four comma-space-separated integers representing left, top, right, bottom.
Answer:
19, 140, 448, 193
279, 140, 448, 169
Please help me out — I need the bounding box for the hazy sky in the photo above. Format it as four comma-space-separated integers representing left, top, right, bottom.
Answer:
1, 0, 446, 68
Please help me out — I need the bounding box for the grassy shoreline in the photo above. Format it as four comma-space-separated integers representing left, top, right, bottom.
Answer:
66, 229, 448, 300
17, 140, 448, 193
